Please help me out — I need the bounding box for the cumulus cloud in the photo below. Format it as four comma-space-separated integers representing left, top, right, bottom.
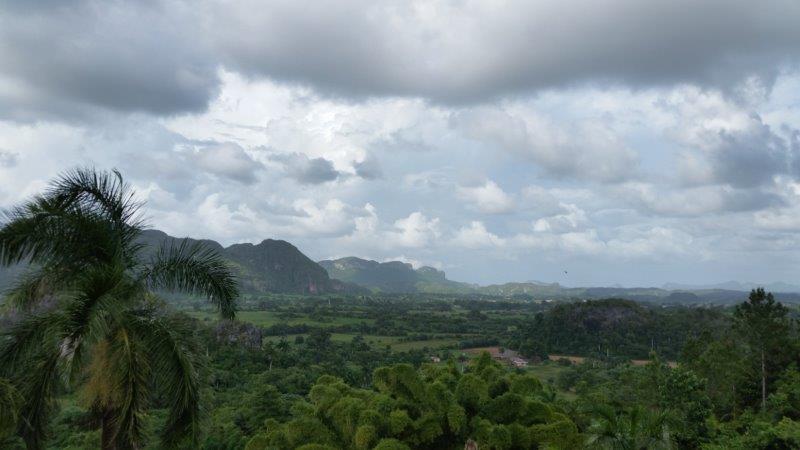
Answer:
509, 225, 695, 261
452, 221, 506, 249
193, 143, 262, 184
456, 180, 515, 214
676, 116, 800, 188
270, 153, 341, 184
451, 107, 638, 183
389, 212, 441, 248
533, 204, 589, 233
620, 182, 786, 217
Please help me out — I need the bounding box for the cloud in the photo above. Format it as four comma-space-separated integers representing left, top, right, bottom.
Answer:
389, 212, 440, 248
353, 155, 382, 179
620, 182, 786, 217
210, 0, 800, 103
451, 107, 638, 182
655, 87, 800, 189
270, 152, 341, 184
193, 143, 262, 184
4, 27, 800, 287
754, 207, 800, 232
380, 255, 442, 270
0, 0, 218, 120
0, 151, 19, 168
675, 115, 800, 189
291, 198, 364, 236
510, 225, 695, 261
452, 221, 505, 249
533, 204, 589, 233
456, 180, 515, 214
3, 0, 800, 122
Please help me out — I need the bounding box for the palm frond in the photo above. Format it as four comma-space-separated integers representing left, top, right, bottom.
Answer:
128, 311, 203, 447
0, 378, 22, 439
141, 240, 238, 319
4, 266, 69, 312
61, 266, 144, 384
47, 167, 144, 232
0, 197, 125, 271
0, 311, 65, 449
14, 345, 62, 450
0, 311, 64, 377
0, 195, 73, 266
0, 168, 144, 270
108, 325, 150, 450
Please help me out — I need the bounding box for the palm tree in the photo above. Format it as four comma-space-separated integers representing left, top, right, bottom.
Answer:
0, 168, 239, 449
0, 377, 21, 443
585, 405, 673, 450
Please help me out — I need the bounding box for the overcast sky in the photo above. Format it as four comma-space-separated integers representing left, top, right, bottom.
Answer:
2, 0, 800, 287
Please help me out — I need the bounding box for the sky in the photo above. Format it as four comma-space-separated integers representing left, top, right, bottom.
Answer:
1, 0, 800, 287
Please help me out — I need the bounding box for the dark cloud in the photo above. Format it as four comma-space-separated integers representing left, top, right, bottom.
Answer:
0, 0, 218, 120
271, 153, 340, 184
2, 0, 800, 121
211, 0, 800, 103
705, 117, 800, 188
353, 157, 382, 180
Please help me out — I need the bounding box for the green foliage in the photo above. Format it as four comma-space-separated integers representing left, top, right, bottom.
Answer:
244, 362, 577, 449
734, 288, 793, 411
0, 378, 21, 439
0, 168, 239, 449
659, 367, 712, 446
586, 405, 673, 450
456, 374, 489, 413
770, 365, 800, 420
522, 299, 728, 360
373, 438, 411, 450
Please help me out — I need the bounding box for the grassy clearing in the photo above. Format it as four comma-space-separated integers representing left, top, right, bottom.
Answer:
261, 333, 462, 351
187, 310, 374, 328
391, 338, 462, 351
525, 362, 570, 384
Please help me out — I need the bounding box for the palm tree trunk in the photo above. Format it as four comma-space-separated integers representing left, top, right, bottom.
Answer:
101, 408, 116, 450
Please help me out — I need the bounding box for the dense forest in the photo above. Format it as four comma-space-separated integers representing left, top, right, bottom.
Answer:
1, 170, 799, 449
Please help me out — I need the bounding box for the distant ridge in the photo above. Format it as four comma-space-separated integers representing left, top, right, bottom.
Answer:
317, 257, 800, 304
662, 281, 800, 294
1, 229, 798, 303
137, 230, 363, 295
318, 257, 474, 293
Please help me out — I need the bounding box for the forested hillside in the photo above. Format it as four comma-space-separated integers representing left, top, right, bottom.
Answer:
318, 257, 473, 293
142, 230, 362, 295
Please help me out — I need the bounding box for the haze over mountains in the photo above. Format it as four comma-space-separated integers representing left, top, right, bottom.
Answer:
138, 230, 360, 295
2, 230, 798, 304
318, 257, 474, 294
661, 281, 800, 294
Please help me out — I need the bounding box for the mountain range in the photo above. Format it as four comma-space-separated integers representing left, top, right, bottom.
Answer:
318, 257, 475, 293
1, 230, 798, 304
138, 230, 360, 295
